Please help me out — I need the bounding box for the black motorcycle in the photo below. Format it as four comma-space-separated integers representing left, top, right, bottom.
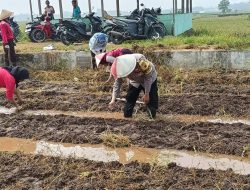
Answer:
108, 8, 166, 44
59, 12, 102, 45
0, 17, 20, 42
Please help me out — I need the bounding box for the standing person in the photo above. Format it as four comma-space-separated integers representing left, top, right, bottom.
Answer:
89, 32, 108, 69
44, 0, 55, 20
72, 0, 81, 19
0, 66, 29, 110
0, 9, 17, 66
109, 54, 158, 118
95, 48, 133, 82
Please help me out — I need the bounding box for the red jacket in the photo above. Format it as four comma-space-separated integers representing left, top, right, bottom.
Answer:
106, 48, 125, 58
0, 20, 14, 45
0, 68, 16, 100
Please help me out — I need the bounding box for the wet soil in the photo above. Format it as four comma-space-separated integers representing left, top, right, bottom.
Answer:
2, 69, 248, 117
19, 79, 250, 95
0, 152, 249, 190
0, 114, 249, 157
0, 86, 249, 116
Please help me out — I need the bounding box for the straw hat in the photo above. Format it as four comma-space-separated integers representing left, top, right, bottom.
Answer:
95, 53, 106, 67
111, 54, 136, 79
138, 59, 152, 74
0, 10, 13, 21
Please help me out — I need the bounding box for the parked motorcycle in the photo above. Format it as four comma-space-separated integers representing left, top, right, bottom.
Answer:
0, 17, 20, 42
59, 12, 102, 45
26, 16, 58, 43
126, 4, 162, 20
25, 15, 44, 41
108, 7, 166, 44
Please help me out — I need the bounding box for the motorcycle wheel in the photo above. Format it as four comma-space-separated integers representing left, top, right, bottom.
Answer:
60, 33, 73, 46
28, 32, 36, 42
148, 25, 165, 40
158, 22, 167, 35
110, 27, 125, 45
102, 26, 113, 42
31, 29, 46, 43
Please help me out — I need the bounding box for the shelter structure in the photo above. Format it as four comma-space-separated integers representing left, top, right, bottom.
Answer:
29, 0, 193, 35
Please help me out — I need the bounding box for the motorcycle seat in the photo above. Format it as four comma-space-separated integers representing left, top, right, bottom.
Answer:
115, 18, 138, 23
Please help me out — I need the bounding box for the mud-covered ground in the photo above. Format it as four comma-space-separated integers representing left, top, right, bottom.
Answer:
0, 152, 250, 190
0, 84, 249, 116
0, 114, 249, 157
0, 69, 250, 189
1, 69, 248, 116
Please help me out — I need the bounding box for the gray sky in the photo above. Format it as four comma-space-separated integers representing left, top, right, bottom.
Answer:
0, 0, 249, 14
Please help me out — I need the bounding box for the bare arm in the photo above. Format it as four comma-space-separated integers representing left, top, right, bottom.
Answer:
110, 78, 123, 103
14, 88, 23, 103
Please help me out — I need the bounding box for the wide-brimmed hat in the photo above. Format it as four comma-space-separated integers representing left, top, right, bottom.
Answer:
111, 54, 136, 79
0, 10, 13, 21
95, 53, 106, 67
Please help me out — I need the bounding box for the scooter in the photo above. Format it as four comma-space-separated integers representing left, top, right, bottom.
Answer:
27, 16, 58, 43
59, 12, 103, 45
59, 20, 90, 45
108, 6, 166, 44
25, 15, 45, 42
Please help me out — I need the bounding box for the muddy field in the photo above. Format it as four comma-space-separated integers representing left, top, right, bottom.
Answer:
0, 69, 250, 189
1, 153, 250, 190
0, 114, 250, 157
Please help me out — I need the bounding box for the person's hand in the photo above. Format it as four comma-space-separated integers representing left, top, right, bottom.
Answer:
109, 101, 116, 109
4, 44, 10, 49
143, 94, 150, 104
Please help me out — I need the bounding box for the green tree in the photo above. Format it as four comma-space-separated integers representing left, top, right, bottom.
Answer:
218, 0, 230, 13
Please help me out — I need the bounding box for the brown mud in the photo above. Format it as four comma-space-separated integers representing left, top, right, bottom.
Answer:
0, 69, 250, 187
0, 152, 250, 190
1, 137, 250, 175
0, 114, 249, 157
0, 89, 249, 116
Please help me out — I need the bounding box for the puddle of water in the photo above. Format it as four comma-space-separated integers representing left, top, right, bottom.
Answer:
208, 119, 250, 126
23, 110, 250, 125
0, 137, 250, 175
24, 110, 125, 120
1, 107, 249, 125
158, 150, 250, 175
0, 106, 16, 115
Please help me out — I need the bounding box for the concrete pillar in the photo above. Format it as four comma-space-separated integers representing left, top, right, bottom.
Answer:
38, 0, 42, 15
172, 0, 175, 35
29, 0, 34, 21
181, 0, 185, 13
186, 0, 189, 13
101, 0, 104, 17
175, 0, 177, 13
190, 0, 192, 13
58, 0, 63, 19
137, 0, 139, 10
88, 0, 92, 13
116, 0, 120, 16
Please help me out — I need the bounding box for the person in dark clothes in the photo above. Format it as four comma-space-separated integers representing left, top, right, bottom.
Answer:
109, 54, 158, 119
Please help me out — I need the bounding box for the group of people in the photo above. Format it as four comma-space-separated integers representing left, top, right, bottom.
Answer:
89, 32, 159, 118
43, 0, 82, 20
0, 7, 158, 118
